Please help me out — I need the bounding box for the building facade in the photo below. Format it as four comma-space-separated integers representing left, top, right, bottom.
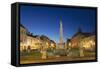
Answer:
27, 34, 43, 50
20, 24, 27, 51
80, 35, 95, 51
20, 24, 56, 52
70, 28, 95, 50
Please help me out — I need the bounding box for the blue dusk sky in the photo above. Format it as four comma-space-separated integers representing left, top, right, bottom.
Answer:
20, 5, 96, 43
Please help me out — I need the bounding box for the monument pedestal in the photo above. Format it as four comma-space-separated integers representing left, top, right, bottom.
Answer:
58, 43, 65, 49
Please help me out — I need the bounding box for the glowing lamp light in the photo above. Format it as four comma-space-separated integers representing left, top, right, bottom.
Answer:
90, 40, 93, 44
51, 43, 54, 47
38, 40, 40, 42
27, 41, 30, 46
69, 42, 71, 47
46, 42, 49, 45
90, 40, 95, 45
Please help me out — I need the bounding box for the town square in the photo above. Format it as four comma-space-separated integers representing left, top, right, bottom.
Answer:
20, 5, 96, 64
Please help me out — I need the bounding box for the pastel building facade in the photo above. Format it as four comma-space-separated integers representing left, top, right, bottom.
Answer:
20, 24, 56, 52
20, 24, 27, 51
70, 28, 95, 50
